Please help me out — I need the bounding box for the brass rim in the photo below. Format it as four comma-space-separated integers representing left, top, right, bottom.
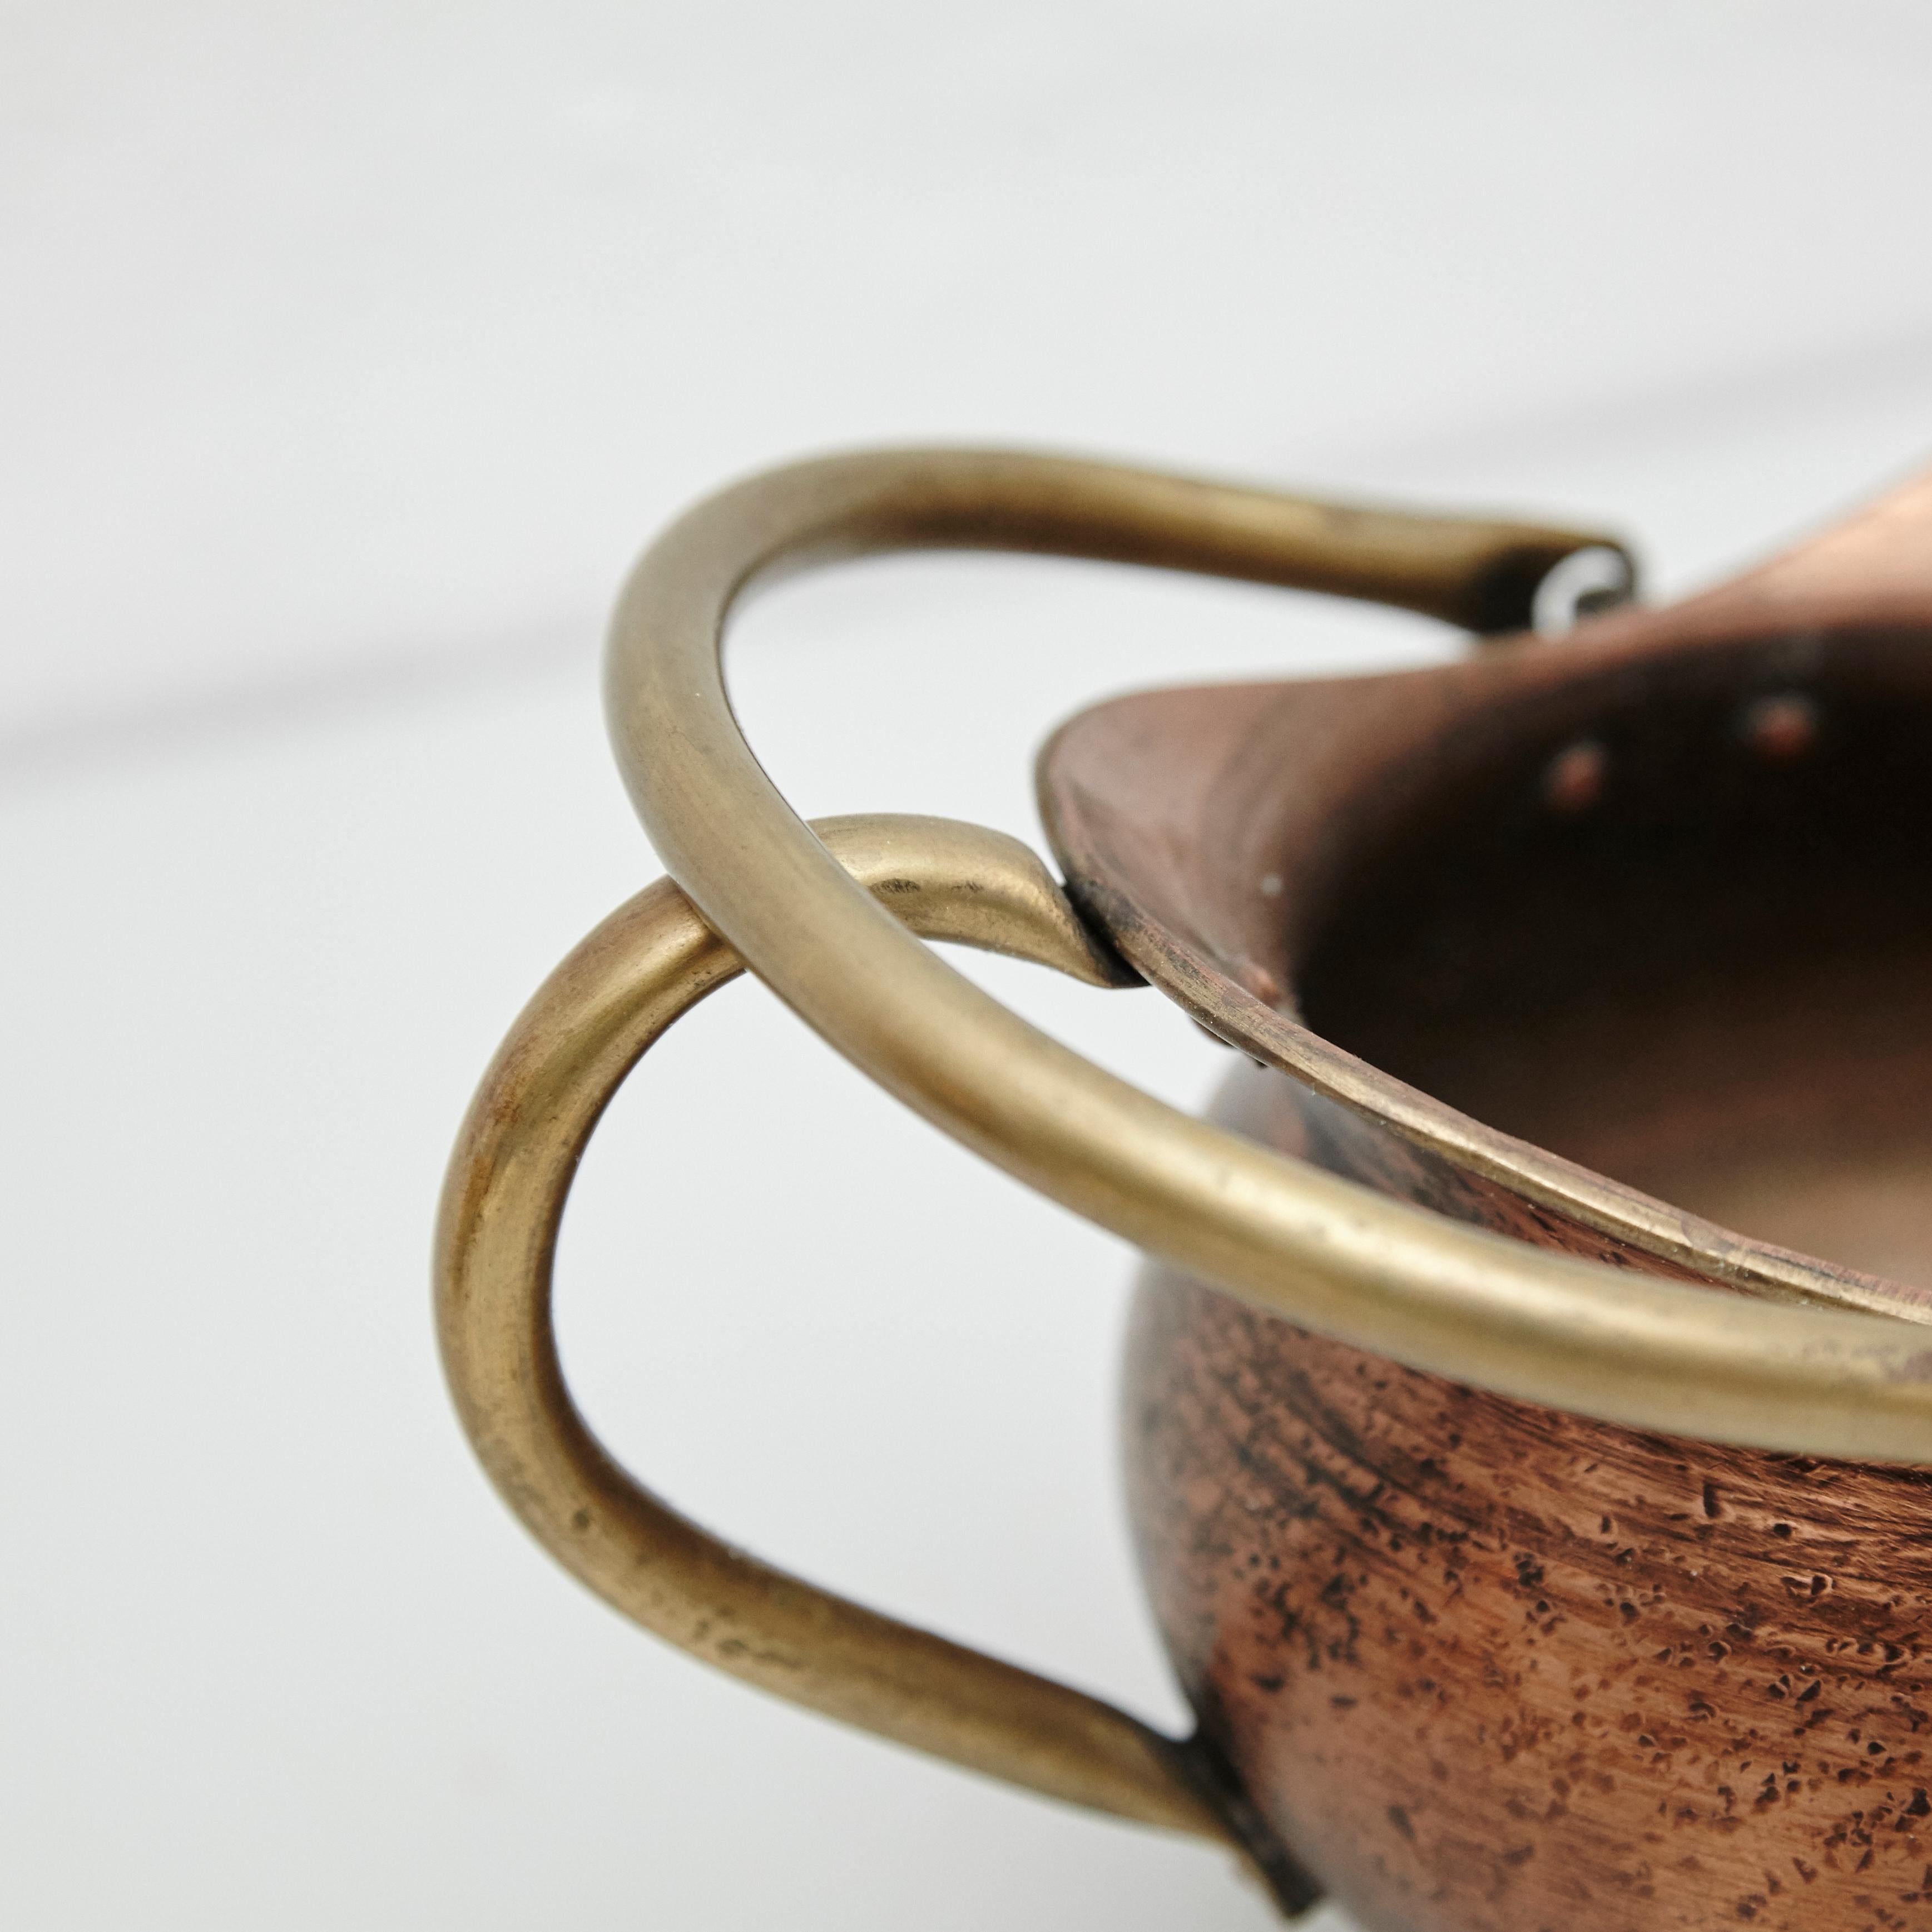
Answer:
601, 446, 1932, 1462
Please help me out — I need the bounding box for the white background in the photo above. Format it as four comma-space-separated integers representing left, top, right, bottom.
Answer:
4, 4, 1932, 1927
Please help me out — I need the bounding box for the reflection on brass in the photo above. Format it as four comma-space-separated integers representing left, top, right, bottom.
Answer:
445, 447, 1932, 1928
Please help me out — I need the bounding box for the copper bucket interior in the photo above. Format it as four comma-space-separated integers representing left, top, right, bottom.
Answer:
1290, 627, 1932, 1291
1038, 472, 1932, 1320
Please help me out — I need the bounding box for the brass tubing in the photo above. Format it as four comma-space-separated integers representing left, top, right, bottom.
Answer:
435, 815, 1307, 1900
602, 447, 1932, 1461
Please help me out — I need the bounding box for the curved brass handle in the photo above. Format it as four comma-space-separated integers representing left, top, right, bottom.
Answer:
434, 814, 1312, 1910
601, 446, 1932, 1458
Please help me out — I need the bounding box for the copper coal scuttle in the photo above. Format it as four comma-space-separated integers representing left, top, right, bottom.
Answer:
437, 448, 1932, 1932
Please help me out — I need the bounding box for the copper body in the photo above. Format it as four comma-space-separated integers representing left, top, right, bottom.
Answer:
1038, 474, 1932, 1929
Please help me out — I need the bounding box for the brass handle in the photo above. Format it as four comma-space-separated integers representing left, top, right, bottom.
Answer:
441, 447, 1932, 1923
598, 446, 1932, 1459
434, 814, 1312, 1909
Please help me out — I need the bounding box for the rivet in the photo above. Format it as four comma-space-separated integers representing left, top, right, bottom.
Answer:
1238, 962, 1284, 1005
1543, 739, 1607, 814
1740, 691, 1818, 762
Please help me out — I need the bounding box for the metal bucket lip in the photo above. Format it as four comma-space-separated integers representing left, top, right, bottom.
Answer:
1038, 599, 1932, 1321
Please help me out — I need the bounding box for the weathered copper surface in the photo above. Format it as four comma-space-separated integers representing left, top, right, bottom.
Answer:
1038, 468, 1932, 1926
1130, 1083, 1932, 1932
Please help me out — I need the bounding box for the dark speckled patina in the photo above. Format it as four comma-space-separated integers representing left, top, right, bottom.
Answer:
1037, 469, 1932, 1929
1130, 1078, 1932, 1932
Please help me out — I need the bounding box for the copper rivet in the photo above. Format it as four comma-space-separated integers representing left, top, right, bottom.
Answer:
1239, 962, 1284, 1004
1543, 739, 1607, 814
1741, 691, 1818, 761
